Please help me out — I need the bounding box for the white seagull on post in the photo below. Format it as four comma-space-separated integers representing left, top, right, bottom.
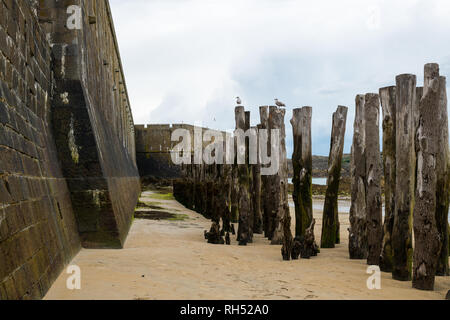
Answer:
275, 99, 286, 108
236, 97, 242, 106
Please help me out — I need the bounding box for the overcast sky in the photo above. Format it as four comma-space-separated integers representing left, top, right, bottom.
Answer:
110, 0, 450, 156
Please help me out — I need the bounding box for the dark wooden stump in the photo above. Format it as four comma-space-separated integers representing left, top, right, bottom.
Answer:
291, 107, 313, 238
349, 95, 368, 260
235, 106, 251, 246
392, 74, 416, 281
379, 87, 396, 271
321, 106, 348, 248
412, 65, 443, 291
205, 222, 225, 245
365, 93, 383, 266
425, 64, 450, 277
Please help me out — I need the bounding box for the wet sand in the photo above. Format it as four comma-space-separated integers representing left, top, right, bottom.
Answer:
45, 191, 450, 300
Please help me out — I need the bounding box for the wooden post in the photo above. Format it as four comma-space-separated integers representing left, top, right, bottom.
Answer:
268, 106, 282, 243
379, 86, 396, 271
270, 106, 293, 258
321, 106, 348, 248
412, 65, 443, 290
236, 106, 251, 245
392, 74, 416, 281
221, 145, 233, 235
291, 107, 313, 238
252, 125, 263, 234
349, 95, 368, 259
428, 65, 450, 277
280, 107, 293, 257
260, 106, 275, 239
231, 153, 239, 223
245, 111, 254, 243
365, 93, 383, 266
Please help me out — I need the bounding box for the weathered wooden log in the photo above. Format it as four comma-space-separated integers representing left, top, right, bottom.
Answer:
427, 65, 450, 277
349, 95, 368, 259
245, 111, 254, 243
303, 219, 320, 258
270, 107, 292, 246
268, 107, 282, 244
321, 106, 348, 248
236, 106, 251, 245
292, 219, 320, 260
259, 106, 272, 239
281, 213, 293, 261
252, 126, 263, 234
205, 222, 225, 245
230, 162, 239, 223
392, 74, 416, 281
291, 237, 302, 260
365, 93, 383, 266
291, 107, 313, 238
412, 67, 443, 290
264, 106, 281, 241
280, 107, 293, 259
219, 164, 233, 234
379, 86, 396, 271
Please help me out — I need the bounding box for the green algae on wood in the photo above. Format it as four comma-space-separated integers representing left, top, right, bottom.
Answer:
321, 106, 348, 249
291, 107, 313, 238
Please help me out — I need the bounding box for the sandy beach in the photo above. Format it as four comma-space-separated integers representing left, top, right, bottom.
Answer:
44, 190, 450, 300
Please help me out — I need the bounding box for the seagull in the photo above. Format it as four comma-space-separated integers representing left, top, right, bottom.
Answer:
275, 99, 286, 108
236, 97, 242, 105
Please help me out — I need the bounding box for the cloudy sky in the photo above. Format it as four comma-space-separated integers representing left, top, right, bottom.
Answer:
110, 0, 450, 156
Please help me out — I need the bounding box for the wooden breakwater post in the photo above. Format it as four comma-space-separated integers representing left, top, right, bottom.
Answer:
379, 86, 396, 271
392, 74, 416, 281
268, 106, 292, 250
364, 93, 383, 266
349, 95, 368, 259
291, 107, 313, 238
252, 125, 263, 234
424, 64, 450, 277
260, 106, 275, 240
321, 106, 348, 248
231, 142, 240, 224
245, 111, 254, 243
412, 64, 444, 290
219, 142, 233, 237
235, 106, 252, 245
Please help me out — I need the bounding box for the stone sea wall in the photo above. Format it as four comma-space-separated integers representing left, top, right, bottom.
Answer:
39, 0, 140, 249
1, 0, 139, 299
0, 0, 81, 300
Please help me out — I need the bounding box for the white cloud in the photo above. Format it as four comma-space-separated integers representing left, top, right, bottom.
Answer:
110, 0, 450, 155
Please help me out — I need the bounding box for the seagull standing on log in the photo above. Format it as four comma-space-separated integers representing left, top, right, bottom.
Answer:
275, 99, 286, 108
236, 97, 242, 105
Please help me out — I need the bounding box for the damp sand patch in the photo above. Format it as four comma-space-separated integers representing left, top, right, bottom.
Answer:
134, 210, 189, 221
136, 201, 165, 210
146, 192, 175, 201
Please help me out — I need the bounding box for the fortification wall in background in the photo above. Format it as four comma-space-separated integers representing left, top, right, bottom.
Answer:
135, 124, 228, 179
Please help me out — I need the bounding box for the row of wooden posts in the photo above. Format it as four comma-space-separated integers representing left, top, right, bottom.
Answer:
173, 105, 320, 259
173, 62, 449, 291
348, 63, 450, 291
